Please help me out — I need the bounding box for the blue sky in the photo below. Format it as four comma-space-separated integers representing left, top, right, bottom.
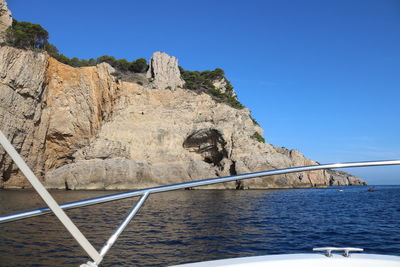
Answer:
8, 0, 400, 184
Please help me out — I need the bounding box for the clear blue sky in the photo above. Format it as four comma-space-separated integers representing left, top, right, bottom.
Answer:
8, 0, 400, 184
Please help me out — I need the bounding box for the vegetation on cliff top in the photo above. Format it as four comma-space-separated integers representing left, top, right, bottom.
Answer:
4, 19, 257, 116
179, 67, 244, 110
3, 18, 265, 143
49, 47, 148, 73
3, 19, 148, 73
179, 67, 225, 91
251, 132, 266, 143
4, 19, 48, 49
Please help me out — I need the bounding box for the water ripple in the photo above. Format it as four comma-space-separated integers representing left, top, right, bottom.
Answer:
0, 185, 399, 266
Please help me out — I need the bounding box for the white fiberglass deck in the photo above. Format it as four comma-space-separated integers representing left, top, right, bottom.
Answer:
172, 254, 400, 267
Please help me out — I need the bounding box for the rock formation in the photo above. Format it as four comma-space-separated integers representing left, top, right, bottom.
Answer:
0, 44, 366, 189
212, 77, 236, 97
327, 170, 364, 186
0, 0, 12, 43
146, 51, 184, 90
0, 46, 48, 188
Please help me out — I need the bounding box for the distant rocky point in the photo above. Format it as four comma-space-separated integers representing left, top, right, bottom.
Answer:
0, 1, 366, 189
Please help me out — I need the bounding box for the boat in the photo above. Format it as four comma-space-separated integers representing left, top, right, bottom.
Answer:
1, 130, 399, 266
173, 252, 400, 267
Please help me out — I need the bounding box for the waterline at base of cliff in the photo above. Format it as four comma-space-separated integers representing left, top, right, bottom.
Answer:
0, 46, 365, 189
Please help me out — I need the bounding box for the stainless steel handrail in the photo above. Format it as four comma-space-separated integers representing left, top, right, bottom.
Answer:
3, 130, 400, 266
97, 192, 150, 265
0, 130, 103, 263
2, 127, 400, 267
1, 160, 400, 224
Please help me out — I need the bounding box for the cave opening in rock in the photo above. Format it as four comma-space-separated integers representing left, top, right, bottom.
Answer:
183, 128, 228, 167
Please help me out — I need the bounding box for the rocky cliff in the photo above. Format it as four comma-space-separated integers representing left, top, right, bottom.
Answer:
0, 46, 366, 189
146, 51, 184, 90
0, 0, 12, 43
0, 46, 48, 188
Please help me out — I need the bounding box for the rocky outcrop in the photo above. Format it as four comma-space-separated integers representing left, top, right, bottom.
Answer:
0, 0, 12, 44
0, 46, 366, 189
0, 49, 121, 188
327, 169, 365, 186
212, 78, 236, 97
41, 58, 119, 172
146, 51, 184, 90
45, 158, 156, 190
44, 83, 365, 189
0, 46, 48, 188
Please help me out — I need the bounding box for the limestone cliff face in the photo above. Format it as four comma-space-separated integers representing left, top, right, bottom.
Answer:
0, 46, 366, 189
0, 0, 12, 43
146, 51, 184, 90
0, 46, 48, 188
42, 58, 119, 172
0, 48, 120, 188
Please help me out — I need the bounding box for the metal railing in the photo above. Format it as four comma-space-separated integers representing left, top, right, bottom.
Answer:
1, 130, 400, 266
313, 247, 364, 257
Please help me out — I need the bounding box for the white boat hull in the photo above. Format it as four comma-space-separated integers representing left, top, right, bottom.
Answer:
172, 254, 400, 267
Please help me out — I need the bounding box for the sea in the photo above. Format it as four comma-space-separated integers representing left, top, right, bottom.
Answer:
0, 185, 399, 266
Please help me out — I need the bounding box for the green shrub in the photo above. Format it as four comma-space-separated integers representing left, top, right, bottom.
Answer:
53, 53, 71, 65
43, 42, 58, 57
88, 58, 96, 65
70, 57, 82, 67
130, 58, 148, 73
224, 80, 234, 94
79, 59, 90, 67
200, 68, 225, 80
250, 115, 260, 126
116, 59, 130, 71
179, 66, 244, 109
4, 18, 148, 73
206, 88, 244, 109
6, 19, 49, 49
224, 92, 244, 109
251, 132, 265, 143
180, 69, 213, 91
52, 53, 148, 73
111, 71, 122, 79
97, 55, 117, 66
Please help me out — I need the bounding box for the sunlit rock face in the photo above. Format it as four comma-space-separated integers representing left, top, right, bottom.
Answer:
0, 0, 12, 44
146, 51, 184, 90
0, 46, 48, 188
0, 46, 366, 189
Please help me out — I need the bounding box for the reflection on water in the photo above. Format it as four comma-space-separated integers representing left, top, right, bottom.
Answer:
0, 186, 399, 266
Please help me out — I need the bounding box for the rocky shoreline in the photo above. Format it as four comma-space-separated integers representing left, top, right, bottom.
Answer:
0, 1, 365, 190
0, 45, 366, 189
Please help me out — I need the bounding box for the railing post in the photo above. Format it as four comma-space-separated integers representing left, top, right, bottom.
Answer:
96, 192, 150, 265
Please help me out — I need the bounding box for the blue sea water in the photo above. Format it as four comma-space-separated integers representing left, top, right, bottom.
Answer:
0, 185, 399, 266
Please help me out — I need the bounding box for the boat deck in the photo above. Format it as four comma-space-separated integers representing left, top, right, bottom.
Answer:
172, 253, 400, 267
